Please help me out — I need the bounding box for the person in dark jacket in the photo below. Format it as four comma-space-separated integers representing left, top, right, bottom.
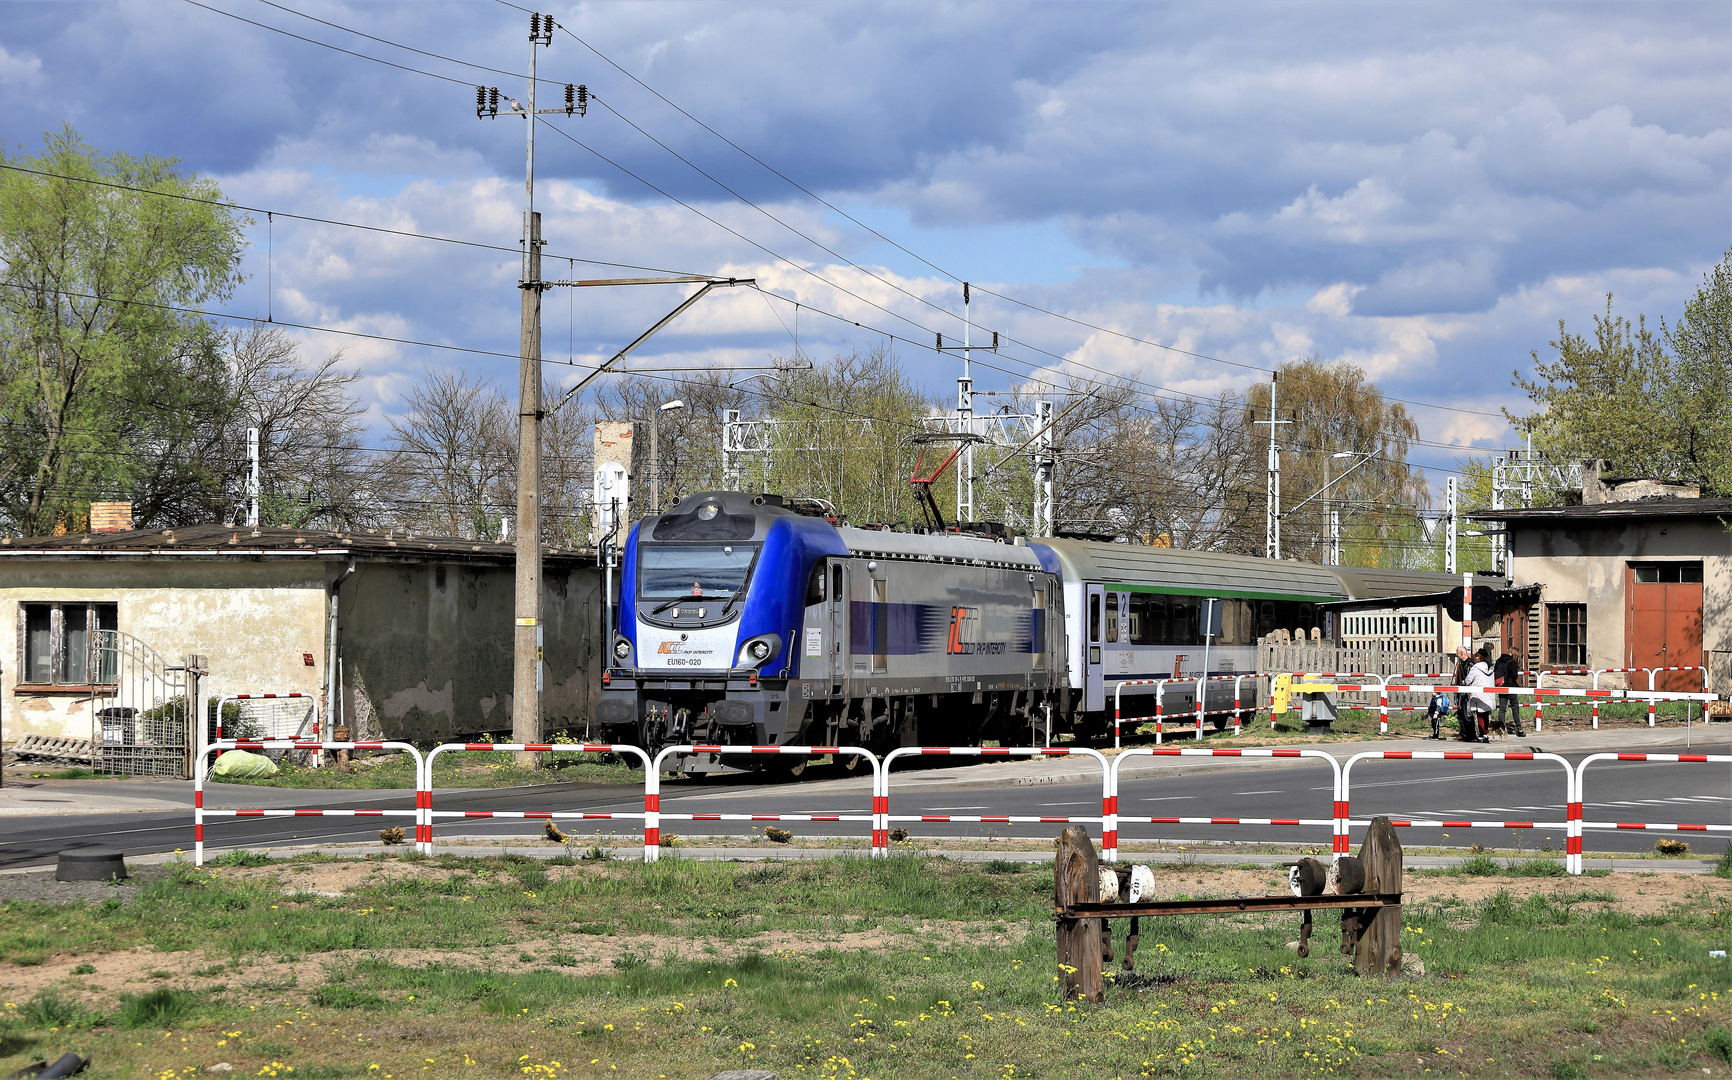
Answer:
1492, 650, 1524, 737
1452, 646, 1476, 742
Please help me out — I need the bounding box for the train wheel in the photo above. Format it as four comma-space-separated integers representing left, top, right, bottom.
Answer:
837, 753, 863, 773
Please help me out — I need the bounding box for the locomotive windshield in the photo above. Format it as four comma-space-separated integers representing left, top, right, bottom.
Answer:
637, 543, 760, 604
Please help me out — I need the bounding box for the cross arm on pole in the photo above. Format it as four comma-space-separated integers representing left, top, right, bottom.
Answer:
550, 278, 756, 411
1280, 452, 1378, 520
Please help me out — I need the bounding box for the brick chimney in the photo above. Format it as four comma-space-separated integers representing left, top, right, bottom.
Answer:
89, 502, 133, 532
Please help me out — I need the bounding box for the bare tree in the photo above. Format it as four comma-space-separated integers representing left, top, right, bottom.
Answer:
382, 368, 514, 538
215, 325, 370, 530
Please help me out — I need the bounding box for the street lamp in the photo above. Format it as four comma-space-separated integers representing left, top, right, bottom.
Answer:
649, 399, 686, 514
1326, 451, 1354, 565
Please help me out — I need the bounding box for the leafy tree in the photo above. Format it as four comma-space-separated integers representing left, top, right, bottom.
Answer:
1511, 295, 1676, 494
1664, 249, 1732, 494
0, 126, 248, 533
1247, 356, 1429, 567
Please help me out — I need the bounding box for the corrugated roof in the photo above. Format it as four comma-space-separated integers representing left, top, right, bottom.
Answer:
1034, 538, 1349, 600
0, 523, 596, 565
1470, 498, 1732, 522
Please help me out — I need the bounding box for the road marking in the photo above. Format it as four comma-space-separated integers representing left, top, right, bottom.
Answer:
1234, 790, 1286, 796
927, 806, 991, 811
1038, 801, 1095, 808
1139, 796, 1196, 803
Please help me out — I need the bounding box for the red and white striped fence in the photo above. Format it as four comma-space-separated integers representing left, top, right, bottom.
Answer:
1111, 675, 1253, 747
646, 745, 881, 861
1572, 752, 1732, 873
1105, 747, 1342, 861
879, 746, 1110, 856
194, 740, 423, 866
1341, 749, 1577, 868
421, 743, 656, 858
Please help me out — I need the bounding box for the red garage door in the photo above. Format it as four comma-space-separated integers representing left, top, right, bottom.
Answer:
1626, 563, 1704, 692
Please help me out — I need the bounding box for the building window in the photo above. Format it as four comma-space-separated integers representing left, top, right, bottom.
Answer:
17, 602, 118, 686
1632, 563, 1702, 584
1545, 603, 1587, 667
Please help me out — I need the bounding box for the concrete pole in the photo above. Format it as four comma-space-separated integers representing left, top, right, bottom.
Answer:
514, 211, 543, 758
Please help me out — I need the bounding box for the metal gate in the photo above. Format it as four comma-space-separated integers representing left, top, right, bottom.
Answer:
90, 631, 205, 778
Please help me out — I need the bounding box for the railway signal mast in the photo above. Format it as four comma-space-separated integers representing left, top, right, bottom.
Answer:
936, 283, 999, 523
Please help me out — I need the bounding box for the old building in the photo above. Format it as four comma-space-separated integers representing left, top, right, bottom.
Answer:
0, 524, 604, 753
1472, 462, 1725, 694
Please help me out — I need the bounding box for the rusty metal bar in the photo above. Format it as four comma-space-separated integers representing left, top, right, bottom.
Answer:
1058, 892, 1402, 919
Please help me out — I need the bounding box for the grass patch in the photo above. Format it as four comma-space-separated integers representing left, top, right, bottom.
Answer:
212, 746, 642, 790
2, 854, 1729, 1078
116, 988, 197, 1029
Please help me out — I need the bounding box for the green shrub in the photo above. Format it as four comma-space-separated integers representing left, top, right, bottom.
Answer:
23, 988, 97, 1029
210, 849, 276, 867
310, 984, 388, 1010
117, 988, 196, 1029
1707, 1027, 1732, 1063
1456, 855, 1500, 876
1505, 858, 1567, 877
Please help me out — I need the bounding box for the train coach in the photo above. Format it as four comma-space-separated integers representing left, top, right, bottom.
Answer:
593, 490, 1464, 771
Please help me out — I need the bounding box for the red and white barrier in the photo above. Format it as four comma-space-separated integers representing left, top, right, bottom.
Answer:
1342, 749, 1577, 868
1573, 752, 1732, 873
194, 740, 423, 866
212, 692, 320, 752
1112, 679, 1166, 747
1536, 669, 1594, 731
1106, 747, 1342, 861
879, 746, 1110, 856
646, 745, 881, 861
423, 743, 655, 858
1112, 676, 1252, 747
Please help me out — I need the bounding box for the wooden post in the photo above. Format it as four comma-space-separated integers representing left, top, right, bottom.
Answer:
1355, 816, 1403, 978
1053, 826, 1103, 1002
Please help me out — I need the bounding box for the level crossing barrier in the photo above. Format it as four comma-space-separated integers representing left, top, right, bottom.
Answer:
1105, 746, 1342, 861
194, 740, 422, 866
646, 745, 881, 862
1573, 752, 1732, 873
1340, 749, 1576, 868
422, 743, 655, 858
1265, 673, 1382, 731
879, 745, 1110, 858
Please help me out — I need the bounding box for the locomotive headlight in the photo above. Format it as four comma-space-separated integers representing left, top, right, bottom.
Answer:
613, 638, 632, 662
737, 634, 780, 668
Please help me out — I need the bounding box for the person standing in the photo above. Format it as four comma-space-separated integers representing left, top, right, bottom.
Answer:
1493, 648, 1524, 737
1463, 645, 1496, 743
1452, 645, 1475, 742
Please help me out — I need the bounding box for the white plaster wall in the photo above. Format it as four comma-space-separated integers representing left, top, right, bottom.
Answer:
0, 560, 329, 742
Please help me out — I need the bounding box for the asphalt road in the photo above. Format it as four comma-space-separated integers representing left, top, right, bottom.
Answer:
3, 743, 1728, 868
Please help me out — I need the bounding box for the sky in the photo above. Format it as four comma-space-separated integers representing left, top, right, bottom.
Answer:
1, 0, 1727, 486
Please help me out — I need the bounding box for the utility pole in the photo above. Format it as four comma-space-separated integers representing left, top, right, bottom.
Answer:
1445, 476, 1458, 575
1033, 399, 1055, 537
1254, 372, 1292, 559
475, 12, 586, 760
937, 283, 998, 525
246, 427, 260, 527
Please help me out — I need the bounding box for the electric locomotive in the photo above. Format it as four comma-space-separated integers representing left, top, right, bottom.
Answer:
595, 490, 1065, 771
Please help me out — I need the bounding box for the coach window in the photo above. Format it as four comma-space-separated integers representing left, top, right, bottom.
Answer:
1169, 595, 1198, 646
871, 579, 888, 673
1104, 592, 1119, 643
1089, 592, 1101, 643
806, 564, 827, 605
1032, 586, 1047, 670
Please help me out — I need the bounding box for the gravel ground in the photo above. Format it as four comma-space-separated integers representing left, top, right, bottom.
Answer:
0, 865, 171, 906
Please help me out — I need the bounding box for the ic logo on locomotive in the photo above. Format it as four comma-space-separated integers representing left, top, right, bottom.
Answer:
946, 606, 1004, 655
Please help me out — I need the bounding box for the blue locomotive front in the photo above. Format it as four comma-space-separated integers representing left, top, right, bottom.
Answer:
595, 490, 1065, 769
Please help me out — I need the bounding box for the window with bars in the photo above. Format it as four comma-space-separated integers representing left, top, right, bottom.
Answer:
1545, 603, 1587, 667
18, 602, 118, 687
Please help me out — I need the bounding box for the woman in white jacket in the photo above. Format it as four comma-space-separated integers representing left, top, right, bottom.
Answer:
1462, 645, 1496, 743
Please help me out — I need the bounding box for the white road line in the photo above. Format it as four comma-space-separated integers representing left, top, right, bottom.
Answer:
1234, 790, 1286, 796
1140, 796, 1197, 803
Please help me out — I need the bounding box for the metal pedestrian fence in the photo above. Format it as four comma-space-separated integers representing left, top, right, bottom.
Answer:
879, 746, 1110, 856
1105, 747, 1343, 861
646, 744, 881, 861
193, 740, 423, 866
421, 743, 654, 858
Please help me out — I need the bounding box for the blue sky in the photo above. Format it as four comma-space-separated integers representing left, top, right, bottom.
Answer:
1, 1, 1727, 479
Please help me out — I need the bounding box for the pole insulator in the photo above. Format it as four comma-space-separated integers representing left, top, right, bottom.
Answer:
476, 85, 486, 117
489, 87, 500, 116
576, 85, 588, 116
565, 83, 575, 114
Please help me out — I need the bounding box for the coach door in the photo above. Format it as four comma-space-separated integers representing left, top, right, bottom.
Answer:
1084, 583, 1105, 712
827, 559, 849, 697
